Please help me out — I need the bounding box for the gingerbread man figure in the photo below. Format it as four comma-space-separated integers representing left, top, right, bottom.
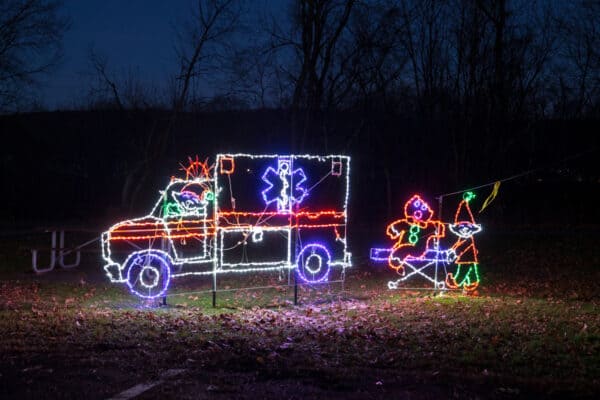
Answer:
386, 195, 455, 289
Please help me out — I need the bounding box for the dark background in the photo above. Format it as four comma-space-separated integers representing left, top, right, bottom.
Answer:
1, 109, 597, 230
1, 0, 599, 235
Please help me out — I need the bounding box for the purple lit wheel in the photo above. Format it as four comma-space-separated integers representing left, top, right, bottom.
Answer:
124, 250, 171, 299
296, 244, 331, 283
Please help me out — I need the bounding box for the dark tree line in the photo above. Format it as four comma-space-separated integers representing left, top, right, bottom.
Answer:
1, 0, 598, 225
4, 0, 600, 120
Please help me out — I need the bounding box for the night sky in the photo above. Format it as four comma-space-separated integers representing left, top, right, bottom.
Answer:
41, 0, 288, 109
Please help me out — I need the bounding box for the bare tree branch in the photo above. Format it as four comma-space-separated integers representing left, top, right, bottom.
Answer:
0, 0, 70, 111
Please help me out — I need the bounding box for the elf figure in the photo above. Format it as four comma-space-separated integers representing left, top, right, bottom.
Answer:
446, 192, 482, 292
386, 195, 452, 289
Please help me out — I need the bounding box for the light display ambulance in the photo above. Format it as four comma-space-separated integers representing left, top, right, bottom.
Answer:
101, 154, 351, 298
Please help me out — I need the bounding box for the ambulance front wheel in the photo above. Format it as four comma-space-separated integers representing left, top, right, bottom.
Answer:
296, 244, 331, 283
124, 250, 172, 299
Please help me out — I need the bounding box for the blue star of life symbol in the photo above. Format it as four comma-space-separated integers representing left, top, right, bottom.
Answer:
261, 157, 308, 212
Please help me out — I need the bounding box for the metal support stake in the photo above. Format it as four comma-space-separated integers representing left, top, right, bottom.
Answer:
341, 268, 346, 292
434, 196, 444, 293
294, 273, 298, 305
212, 272, 217, 308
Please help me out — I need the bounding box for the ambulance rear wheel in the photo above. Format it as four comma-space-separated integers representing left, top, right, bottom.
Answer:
125, 250, 172, 299
296, 244, 331, 283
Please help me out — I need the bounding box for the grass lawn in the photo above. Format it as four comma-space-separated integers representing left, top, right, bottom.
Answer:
0, 229, 598, 399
